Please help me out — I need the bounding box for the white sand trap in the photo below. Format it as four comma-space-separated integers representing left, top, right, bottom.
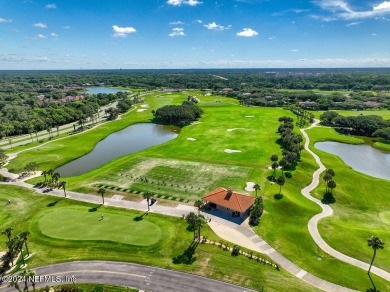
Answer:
137, 109, 147, 112
224, 149, 242, 153
227, 128, 245, 132
187, 137, 197, 141
141, 104, 149, 108
245, 182, 255, 191
245, 115, 255, 118
268, 165, 282, 170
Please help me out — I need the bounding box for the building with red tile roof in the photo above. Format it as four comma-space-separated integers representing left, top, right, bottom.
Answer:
202, 187, 255, 216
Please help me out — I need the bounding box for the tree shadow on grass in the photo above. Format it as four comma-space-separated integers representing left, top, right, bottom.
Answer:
89, 204, 103, 212
47, 197, 64, 207
274, 194, 283, 200
321, 192, 336, 204
172, 240, 199, 265
133, 212, 148, 221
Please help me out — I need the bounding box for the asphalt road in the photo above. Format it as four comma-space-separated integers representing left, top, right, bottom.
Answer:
0, 261, 256, 292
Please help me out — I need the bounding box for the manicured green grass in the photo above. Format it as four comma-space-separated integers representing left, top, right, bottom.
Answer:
373, 141, 390, 151
8, 92, 390, 290
307, 126, 390, 273
305, 127, 364, 144
38, 208, 162, 246
0, 185, 318, 292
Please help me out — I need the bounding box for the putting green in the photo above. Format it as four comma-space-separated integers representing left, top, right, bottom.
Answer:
38, 208, 162, 246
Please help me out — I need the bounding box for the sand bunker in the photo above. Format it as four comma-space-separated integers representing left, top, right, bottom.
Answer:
227, 128, 245, 132
245, 115, 255, 118
137, 109, 147, 112
187, 138, 197, 141
245, 182, 255, 191
224, 149, 242, 153
268, 165, 282, 170
141, 104, 149, 108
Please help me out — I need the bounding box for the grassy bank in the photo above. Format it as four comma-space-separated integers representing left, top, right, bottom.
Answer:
307, 126, 390, 273
0, 184, 317, 292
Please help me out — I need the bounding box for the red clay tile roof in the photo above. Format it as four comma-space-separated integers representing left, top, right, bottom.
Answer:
202, 187, 255, 213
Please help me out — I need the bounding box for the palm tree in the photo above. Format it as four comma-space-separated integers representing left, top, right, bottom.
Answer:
51, 172, 61, 187
326, 169, 335, 177
271, 161, 279, 180
57, 181, 67, 197
2, 227, 13, 241
327, 180, 337, 194
367, 236, 384, 274
270, 154, 278, 163
276, 175, 286, 195
8, 277, 21, 291
194, 199, 203, 215
19, 231, 31, 256
47, 168, 54, 181
97, 187, 106, 205
194, 215, 207, 241
323, 173, 333, 193
20, 269, 29, 292
279, 158, 288, 175
253, 183, 261, 197
41, 170, 48, 183
27, 270, 36, 291
143, 192, 153, 212
6, 236, 20, 266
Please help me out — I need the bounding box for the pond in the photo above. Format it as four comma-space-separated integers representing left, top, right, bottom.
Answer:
85, 87, 131, 94
56, 123, 179, 177
315, 142, 390, 181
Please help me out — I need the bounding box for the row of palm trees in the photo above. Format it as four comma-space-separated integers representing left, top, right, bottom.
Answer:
1, 227, 30, 268
41, 169, 67, 197
323, 169, 337, 194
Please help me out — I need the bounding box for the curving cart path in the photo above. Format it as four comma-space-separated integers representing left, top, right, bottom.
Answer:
300, 120, 390, 282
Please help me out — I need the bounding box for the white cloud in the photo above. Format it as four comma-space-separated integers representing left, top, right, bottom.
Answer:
169, 27, 186, 37
187, 0, 202, 6
170, 21, 185, 25
62, 25, 70, 29
236, 28, 258, 37
346, 21, 362, 26
195, 19, 203, 23
167, 0, 202, 6
204, 22, 231, 31
50, 32, 58, 38
33, 22, 47, 28
112, 25, 136, 38
35, 34, 47, 39
314, 0, 390, 20
374, 1, 390, 11
46, 3, 56, 9
0, 18, 12, 23
290, 49, 299, 52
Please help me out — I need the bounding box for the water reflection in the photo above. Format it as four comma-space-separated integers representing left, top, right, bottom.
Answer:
56, 123, 179, 177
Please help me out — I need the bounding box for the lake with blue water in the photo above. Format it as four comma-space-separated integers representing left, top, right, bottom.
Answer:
315, 141, 390, 181
56, 123, 179, 177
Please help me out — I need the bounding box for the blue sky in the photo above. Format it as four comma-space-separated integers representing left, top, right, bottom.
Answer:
1, 0, 390, 69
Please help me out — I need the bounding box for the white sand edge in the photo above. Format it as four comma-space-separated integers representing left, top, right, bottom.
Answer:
245, 182, 255, 191
224, 149, 242, 153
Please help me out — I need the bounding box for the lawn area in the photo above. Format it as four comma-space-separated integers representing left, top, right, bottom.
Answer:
5, 92, 390, 290
306, 126, 390, 273
38, 208, 162, 246
0, 184, 318, 292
